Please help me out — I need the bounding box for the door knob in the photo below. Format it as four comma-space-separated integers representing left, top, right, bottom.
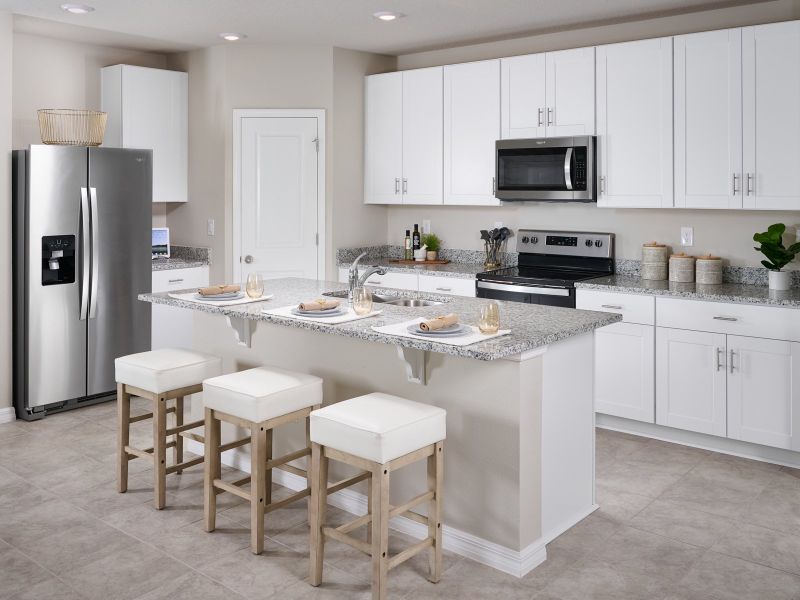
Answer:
244, 255, 254, 264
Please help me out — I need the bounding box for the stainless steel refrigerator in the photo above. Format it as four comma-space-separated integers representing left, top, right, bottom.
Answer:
12, 145, 153, 420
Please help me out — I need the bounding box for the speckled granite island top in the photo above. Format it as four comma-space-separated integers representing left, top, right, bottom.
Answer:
576, 275, 800, 308
139, 277, 620, 361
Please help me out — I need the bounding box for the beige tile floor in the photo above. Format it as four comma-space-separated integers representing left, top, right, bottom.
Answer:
1, 398, 800, 599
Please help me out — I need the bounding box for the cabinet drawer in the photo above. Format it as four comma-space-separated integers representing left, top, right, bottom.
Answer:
656, 297, 800, 342
363, 271, 418, 291
418, 275, 475, 297
576, 289, 655, 325
152, 266, 209, 293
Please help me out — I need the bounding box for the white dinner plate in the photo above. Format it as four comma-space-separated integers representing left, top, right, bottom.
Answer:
291, 307, 347, 318
407, 323, 469, 337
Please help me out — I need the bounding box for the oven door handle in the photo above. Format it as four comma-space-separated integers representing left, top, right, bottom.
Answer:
564, 147, 573, 191
477, 280, 571, 296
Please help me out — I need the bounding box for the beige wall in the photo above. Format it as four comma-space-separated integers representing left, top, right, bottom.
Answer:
390, 0, 800, 267
0, 13, 12, 411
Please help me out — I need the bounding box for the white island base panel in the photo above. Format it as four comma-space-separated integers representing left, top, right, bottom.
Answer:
183, 311, 596, 578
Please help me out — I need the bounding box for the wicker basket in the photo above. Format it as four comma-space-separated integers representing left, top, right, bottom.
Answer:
37, 109, 107, 146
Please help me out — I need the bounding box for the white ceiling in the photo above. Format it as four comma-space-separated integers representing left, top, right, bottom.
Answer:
1, 0, 761, 55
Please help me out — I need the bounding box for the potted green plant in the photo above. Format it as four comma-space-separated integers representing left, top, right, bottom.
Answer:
422, 233, 441, 261
753, 223, 800, 291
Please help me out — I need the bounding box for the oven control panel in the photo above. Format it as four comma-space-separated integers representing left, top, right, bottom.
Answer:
517, 229, 614, 259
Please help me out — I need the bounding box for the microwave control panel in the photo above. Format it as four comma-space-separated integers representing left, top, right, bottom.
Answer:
573, 148, 587, 190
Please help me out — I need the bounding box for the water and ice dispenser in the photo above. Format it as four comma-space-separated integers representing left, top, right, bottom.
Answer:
41, 235, 75, 286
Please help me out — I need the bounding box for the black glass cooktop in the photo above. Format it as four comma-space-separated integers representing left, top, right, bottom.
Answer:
477, 266, 609, 288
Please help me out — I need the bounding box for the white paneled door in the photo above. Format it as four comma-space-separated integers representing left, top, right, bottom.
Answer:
237, 113, 322, 281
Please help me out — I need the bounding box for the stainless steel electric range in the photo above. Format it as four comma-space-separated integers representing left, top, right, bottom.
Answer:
476, 229, 615, 307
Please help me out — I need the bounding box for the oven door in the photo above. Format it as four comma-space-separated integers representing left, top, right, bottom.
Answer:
495, 136, 595, 202
476, 280, 575, 308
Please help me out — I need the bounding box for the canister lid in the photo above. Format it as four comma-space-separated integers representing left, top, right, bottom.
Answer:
670, 252, 696, 260
643, 242, 667, 247
696, 254, 721, 261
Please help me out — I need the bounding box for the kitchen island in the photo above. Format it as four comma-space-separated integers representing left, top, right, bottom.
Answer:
139, 278, 619, 577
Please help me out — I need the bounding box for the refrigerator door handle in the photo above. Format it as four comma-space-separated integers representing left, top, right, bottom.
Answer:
80, 187, 90, 320
88, 187, 99, 319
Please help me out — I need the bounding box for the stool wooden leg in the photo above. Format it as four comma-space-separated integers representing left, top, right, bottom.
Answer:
428, 441, 444, 583
174, 396, 184, 474
204, 407, 220, 532
371, 464, 390, 600
116, 383, 130, 493
153, 394, 167, 510
265, 428, 273, 506
366, 477, 373, 545
250, 423, 267, 554
309, 442, 328, 586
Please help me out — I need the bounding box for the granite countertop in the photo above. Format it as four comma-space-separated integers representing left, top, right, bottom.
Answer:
139, 277, 619, 361
152, 258, 208, 271
576, 275, 800, 308
337, 257, 493, 279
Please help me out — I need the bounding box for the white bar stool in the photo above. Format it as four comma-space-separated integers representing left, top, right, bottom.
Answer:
115, 348, 222, 509
202, 366, 323, 554
308, 393, 446, 600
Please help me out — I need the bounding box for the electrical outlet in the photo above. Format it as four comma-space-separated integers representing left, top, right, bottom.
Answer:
422, 220, 431, 234
680, 226, 694, 247
207, 219, 215, 236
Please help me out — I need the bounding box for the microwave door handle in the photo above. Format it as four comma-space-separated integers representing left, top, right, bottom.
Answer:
564, 147, 573, 191
79, 187, 90, 320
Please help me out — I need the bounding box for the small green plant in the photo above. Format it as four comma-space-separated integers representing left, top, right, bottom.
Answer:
753, 223, 800, 271
422, 233, 441, 252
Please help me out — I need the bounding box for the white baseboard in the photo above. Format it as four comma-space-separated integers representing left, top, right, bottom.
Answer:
185, 439, 548, 578
0, 407, 16, 424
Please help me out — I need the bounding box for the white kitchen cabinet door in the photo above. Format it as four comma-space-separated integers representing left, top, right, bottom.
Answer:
596, 38, 673, 208
656, 327, 727, 437
444, 60, 501, 206
102, 65, 188, 203
545, 47, 595, 136
151, 266, 209, 350
743, 22, 800, 210
365, 72, 403, 205
727, 336, 800, 451
500, 53, 546, 140
595, 322, 655, 423
402, 67, 443, 205
674, 29, 742, 209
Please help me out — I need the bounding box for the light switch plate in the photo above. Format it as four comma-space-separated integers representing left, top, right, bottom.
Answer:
207, 219, 215, 236
680, 226, 694, 247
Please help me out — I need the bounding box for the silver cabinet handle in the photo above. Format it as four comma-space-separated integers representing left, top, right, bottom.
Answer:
435, 287, 452, 292
716, 347, 724, 371
394, 178, 400, 194
547, 107, 554, 126
168, 278, 184, 284
564, 147, 573, 191
729, 349, 736, 373
244, 255, 254, 264
79, 187, 90, 321
599, 176, 606, 194
732, 173, 740, 195
713, 316, 738, 322
88, 187, 99, 319
537, 107, 544, 127
600, 304, 623, 310
402, 178, 408, 194
746, 173, 754, 196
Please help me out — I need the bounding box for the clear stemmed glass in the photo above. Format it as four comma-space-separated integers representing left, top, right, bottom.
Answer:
478, 301, 500, 334
245, 272, 264, 298
352, 287, 373, 315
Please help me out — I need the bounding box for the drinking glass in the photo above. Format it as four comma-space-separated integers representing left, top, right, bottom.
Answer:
478, 301, 500, 334
352, 287, 373, 315
245, 272, 264, 298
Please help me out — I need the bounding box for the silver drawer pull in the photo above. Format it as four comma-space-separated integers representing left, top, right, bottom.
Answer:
168, 278, 184, 284
367, 279, 382, 285
601, 304, 623, 310
713, 316, 738, 322
435, 287, 452, 292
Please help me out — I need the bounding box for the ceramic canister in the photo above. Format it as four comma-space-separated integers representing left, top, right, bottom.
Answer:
696, 254, 723, 285
642, 242, 668, 281
669, 253, 696, 283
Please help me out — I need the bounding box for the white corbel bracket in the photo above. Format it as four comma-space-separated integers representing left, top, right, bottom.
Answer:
396, 346, 427, 385
225, 316, 254, 348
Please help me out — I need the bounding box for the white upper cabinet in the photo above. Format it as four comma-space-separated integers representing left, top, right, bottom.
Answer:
402, 67, 443, 205
501, 48, 594, 140
674, 29, 743, 209
743, 21, 800, 210
596, 38, 673, 208
444, 60, 501, 206
101, 65, 188, 203
364, 72, 403, 205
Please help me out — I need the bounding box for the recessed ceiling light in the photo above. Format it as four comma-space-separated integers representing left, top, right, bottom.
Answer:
219, 33, 247, 41
373, 11, 405, 22
60, 3, 94, 14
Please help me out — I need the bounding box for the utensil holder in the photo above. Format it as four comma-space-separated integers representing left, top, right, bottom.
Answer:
484, 240, 501, 268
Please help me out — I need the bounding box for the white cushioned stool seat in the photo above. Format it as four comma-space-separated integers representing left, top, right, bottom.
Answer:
203, 367, 323, 423
310, 393, 446, 464
115, 348, 222, 394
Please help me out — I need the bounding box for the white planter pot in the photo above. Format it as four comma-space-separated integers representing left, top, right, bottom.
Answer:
768, 269, 791, 291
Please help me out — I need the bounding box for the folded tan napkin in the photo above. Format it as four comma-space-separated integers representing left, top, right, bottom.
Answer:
419, 313, 459, 332
198, 284, 241, 297
298, 298, 341, 312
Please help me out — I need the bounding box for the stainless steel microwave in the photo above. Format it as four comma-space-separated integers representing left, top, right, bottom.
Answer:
495, 136, 596, 202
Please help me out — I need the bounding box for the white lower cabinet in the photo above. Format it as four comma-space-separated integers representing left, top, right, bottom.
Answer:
656, 327, 728, 436
151, 266, 209, 350
418, 275, 475, 297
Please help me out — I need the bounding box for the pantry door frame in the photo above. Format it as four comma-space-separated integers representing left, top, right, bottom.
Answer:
232, 108, 326, 283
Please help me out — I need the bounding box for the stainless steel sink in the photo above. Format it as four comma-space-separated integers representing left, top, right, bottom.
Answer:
322, 290, 444, 307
